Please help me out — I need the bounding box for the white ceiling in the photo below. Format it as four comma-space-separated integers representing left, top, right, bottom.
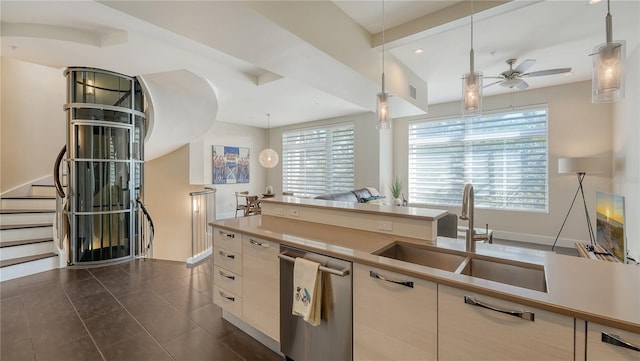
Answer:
1, 0, 638, 129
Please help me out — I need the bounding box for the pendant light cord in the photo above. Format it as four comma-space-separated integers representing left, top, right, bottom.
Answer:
470, 0, 475, 73
381, 0, 386, 93
266, 113, 271, 149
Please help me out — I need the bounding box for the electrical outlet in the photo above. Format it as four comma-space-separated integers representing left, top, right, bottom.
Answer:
290, 208, 299, 217
378, 221, 393, 231
275, 208, 284, 216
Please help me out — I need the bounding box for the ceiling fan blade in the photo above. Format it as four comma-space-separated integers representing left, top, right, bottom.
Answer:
483, 80, 502, 88
515, 80, 529, 90
522, 68, 572, 77
514, 59, 536, 73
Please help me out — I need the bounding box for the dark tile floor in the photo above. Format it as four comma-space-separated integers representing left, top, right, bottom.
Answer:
0, 258, 282, 361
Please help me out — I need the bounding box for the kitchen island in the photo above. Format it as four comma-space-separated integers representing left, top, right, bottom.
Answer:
211, 197, 640, 360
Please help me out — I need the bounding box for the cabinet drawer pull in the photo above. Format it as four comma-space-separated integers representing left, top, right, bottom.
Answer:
218, 290, 235, 302
218, 231, 235, 238
464, 296, 534, 322
218, 270, 235, 280
249, 238, 269, 248
218, 250, 235, 259
369, 271, 414, 288
602, 332, 640, 352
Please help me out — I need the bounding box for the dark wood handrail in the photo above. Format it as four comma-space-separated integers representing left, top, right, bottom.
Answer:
136, 198, 154, 249
54, 145, 67, 198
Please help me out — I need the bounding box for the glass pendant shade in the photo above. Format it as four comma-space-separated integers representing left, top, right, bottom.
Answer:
462, 71, 483, 115
259, 148, 279, 168
592, 40, 625, 103
376, 92, 391, 129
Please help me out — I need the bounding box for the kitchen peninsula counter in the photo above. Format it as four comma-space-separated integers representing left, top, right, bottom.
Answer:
212, 214, 640, 333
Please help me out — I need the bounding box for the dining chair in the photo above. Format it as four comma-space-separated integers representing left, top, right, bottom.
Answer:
235, 191, 249, 218
245, 195, 261, 216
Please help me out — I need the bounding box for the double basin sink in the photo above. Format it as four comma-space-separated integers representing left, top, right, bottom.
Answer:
373, 242, 548, 293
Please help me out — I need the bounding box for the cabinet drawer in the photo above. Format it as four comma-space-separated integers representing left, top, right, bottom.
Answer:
213, 284, 242, 319
243, 236, 279, 342
438, 285, 574, 360
353, 264, 437, 361
587, 322, 640, 360
243, 235, 278, 260
213, 247, 242, 275
213, 265, 243, 296
213, 228, 242, 253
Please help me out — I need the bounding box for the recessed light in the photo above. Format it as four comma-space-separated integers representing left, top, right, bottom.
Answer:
589, 0, 602, 4
414, 48, 424, 54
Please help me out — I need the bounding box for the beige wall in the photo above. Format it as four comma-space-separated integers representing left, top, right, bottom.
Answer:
394, 81, 614, 249
1, 57, 65, 193
145, 144, 201, 262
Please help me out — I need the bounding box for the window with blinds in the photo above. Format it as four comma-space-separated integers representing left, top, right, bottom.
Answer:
282, 123, 354, 198
408, 108, 548, 212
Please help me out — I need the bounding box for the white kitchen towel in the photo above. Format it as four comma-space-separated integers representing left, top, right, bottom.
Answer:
292, 257, 322, 326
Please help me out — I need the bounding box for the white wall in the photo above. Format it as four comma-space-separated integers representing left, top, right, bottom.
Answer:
191, 120, 268, 219
0, 57, 66, 193
613, 21, 640, 261
394, 81, 614, 249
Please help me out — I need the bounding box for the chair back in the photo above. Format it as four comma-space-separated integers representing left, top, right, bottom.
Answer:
235, 191, 249, 217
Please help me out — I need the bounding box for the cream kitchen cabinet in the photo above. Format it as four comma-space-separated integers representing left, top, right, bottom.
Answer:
353, 263, 438, 361
586, 322, 640, 360
438, 285, 574, 360
213, 227, 243, 319
242, 235, 280, 342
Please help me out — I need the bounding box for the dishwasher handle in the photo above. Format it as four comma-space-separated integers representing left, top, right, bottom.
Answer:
278, 252, 350, 277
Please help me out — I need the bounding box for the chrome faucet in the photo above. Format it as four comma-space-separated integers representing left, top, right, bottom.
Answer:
459, 183, 476, 252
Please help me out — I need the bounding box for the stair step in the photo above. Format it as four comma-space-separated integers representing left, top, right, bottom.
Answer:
0, 224, 53, 242
0, 238, 54, 248
30, 185, 57, 197
0, 252, 57, 268
0, 223, 52, 231
0, 209, 55, 214
0, 253, 59, 282
1, 198, 56, 210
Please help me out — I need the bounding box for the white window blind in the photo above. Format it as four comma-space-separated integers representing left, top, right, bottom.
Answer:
282, 123, 354, 197
408, 108, 548, 212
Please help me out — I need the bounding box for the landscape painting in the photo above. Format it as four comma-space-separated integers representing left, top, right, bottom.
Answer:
595, 191, 626, 263
213, 145, 250, 184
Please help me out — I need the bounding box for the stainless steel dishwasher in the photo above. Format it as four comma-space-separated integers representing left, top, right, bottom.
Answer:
279, 245, 353, 361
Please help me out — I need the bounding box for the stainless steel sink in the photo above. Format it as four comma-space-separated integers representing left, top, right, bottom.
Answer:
373, 242, 467, 272
456, 257, 548, 293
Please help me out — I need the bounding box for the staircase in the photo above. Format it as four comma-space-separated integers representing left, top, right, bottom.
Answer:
0, 184, 60, 282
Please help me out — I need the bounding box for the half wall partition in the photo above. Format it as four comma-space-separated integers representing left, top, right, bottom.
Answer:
63, 67, 146, 264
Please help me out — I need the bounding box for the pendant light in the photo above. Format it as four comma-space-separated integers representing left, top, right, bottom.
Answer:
259, 113, 279, 168
461, 0, 482, 116
591, 0, 625, 103
376, 0, 391, 129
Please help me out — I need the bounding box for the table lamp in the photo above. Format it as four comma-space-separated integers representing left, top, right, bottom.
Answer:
552, 157, 602, 250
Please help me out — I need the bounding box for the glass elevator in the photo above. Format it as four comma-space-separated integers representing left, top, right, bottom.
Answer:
64, 68, 146, 264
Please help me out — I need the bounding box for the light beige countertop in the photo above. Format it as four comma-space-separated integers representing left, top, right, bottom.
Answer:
211, 215, 640, 333
261, 196, 448, 221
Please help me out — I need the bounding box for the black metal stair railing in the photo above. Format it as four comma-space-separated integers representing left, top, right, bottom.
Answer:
136, 198, 154, 259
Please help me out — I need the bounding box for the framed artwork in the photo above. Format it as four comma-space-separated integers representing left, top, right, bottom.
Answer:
213, 145, 250, 184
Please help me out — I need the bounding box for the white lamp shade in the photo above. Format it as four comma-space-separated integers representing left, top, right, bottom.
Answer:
462, 71, 482, 115
376, 92, 391, 129
259, 148, 279, 168
592, 40, 625, 103
558, 157, 603, 174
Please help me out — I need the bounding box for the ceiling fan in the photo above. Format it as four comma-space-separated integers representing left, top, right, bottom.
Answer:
484, 58, 572, 90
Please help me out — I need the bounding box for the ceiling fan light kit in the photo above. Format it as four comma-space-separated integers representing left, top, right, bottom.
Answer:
376, 0, 391, 130
259, 113, 279, 168
591, 0, 625, 103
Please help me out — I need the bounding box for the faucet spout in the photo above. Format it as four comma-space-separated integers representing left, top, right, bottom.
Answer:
460, 183, 476, 252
